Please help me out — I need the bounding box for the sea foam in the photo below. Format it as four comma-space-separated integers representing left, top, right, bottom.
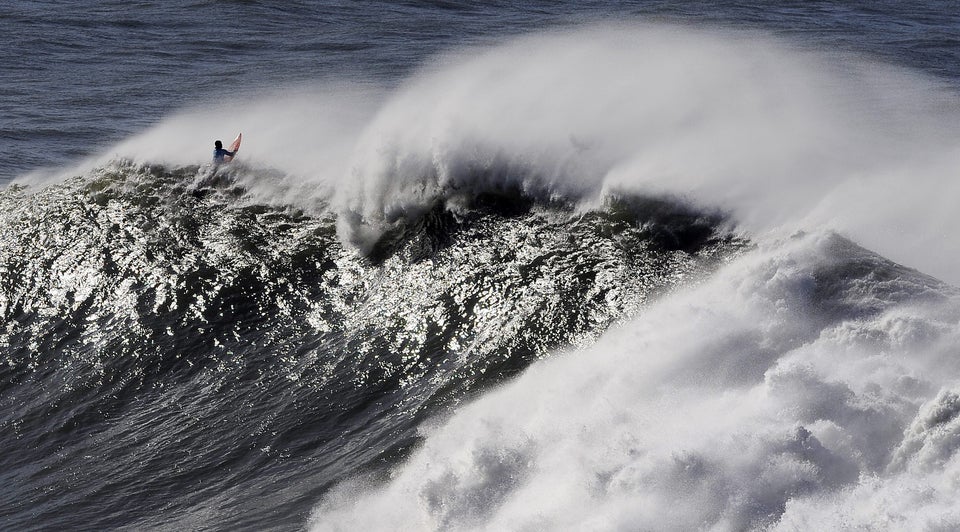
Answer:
309, 231, 960, 530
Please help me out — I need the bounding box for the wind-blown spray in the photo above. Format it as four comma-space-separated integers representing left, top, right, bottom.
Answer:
332, 25, 960, 281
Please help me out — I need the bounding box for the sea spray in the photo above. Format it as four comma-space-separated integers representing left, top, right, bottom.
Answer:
332, 25, 960, 282
68, 25, 960, 283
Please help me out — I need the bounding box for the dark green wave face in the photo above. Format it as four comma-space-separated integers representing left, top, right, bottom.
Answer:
0, 161, 744, 530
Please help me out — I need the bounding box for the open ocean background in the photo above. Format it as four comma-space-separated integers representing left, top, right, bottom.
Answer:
3, 1, 960, 530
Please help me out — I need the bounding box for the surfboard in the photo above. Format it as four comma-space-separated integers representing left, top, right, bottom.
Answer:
224, 133, 242, 162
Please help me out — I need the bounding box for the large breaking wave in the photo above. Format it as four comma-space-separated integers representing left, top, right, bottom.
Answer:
5, 23, 960, 531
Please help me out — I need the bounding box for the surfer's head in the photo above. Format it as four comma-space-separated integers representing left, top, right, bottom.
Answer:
214, 140, 223, 149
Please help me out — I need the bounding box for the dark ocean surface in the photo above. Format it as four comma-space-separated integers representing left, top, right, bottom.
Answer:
3, 2, 960, 531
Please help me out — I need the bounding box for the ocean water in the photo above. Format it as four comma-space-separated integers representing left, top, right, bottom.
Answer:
3, 2, 960, 531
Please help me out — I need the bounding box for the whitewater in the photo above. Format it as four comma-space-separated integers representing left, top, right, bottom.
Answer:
4, 9, 960, 532
303, 27, 960, 530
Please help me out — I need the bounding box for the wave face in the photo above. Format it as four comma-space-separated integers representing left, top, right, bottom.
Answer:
0, 162, 740, 530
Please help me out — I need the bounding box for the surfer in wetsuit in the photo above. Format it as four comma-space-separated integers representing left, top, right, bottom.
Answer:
212, 140, 235, 163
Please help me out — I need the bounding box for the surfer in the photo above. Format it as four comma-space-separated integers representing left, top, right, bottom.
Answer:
212, 140, 235, 163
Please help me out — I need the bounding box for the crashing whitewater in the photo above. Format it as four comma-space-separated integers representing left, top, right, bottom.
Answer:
312, 231, 960, 531
306, 25, 960, 531
9, 24, 960, 530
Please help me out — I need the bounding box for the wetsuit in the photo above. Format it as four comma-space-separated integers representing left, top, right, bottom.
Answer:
213, 148, 235, 163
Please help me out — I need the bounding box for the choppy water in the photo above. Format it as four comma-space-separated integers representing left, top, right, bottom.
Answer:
4, 2, 960, 531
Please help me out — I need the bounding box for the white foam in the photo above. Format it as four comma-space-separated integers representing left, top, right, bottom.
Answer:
309, 231, 960, 530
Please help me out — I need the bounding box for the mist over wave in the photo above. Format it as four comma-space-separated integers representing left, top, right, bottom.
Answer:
50, 24, 960, 284
333, 24, 960, 283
